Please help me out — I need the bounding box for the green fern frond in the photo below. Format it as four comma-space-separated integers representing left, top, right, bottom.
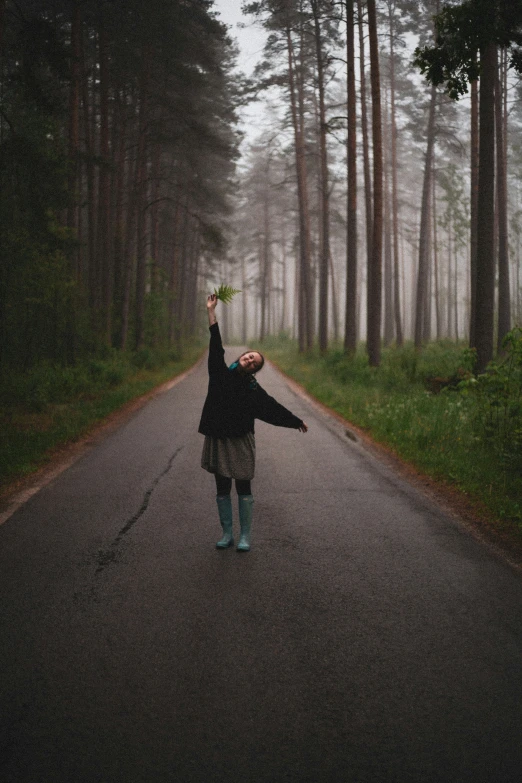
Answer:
214, 284, 241, 304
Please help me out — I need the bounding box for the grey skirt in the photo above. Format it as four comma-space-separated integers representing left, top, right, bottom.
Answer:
201, 432, 255, 480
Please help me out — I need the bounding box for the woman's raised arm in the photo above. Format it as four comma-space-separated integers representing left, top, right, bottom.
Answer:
207, 293, 218, 327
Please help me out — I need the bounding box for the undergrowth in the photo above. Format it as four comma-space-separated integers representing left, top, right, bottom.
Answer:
0, 343, 204, 491
256, 331, 522, 532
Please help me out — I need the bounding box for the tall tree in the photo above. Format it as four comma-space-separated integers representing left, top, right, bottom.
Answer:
414, 0, 522, 371
344, 0, 357, 354
496, 46, 510, 349
366, 0, 383, 367
311, 0, 330, 353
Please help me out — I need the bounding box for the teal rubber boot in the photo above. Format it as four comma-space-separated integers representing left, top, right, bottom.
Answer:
237, 494, 254, 552
215, 494, 234, 549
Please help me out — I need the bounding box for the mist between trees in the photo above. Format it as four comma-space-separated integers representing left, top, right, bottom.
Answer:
218, 0, 522, 376
0, 0, 521, 381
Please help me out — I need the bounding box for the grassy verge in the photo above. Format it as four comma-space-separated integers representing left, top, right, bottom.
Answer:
0, 343, 204, 493
256, 336, 522, 539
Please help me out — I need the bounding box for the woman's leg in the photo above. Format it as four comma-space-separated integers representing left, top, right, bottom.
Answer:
235, 480, 253, 552
214, 474, 234, 548
215, 474, 232, 496
235, 479, 251, 495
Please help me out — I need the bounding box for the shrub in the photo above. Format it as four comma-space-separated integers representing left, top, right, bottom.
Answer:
459, 327, 522, 474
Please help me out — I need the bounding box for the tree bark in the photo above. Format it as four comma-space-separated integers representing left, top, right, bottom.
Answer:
97, 8, 112, 343
388, 0, 403, 346
311, 0, 330, 353
469, 76, 479, 347
432, 168, 441, 340
366, 0, 383, 367
344, 0, 357, 355
474, 40, 496, 372
286, 25, 313, 351
357, 0, 373, 276
496, 46, 510, 350
383, 86, 394, 346
134, 42, 151, 350
414, 83, 437, 349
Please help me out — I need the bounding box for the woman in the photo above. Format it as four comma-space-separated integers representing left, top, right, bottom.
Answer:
199, 293, 308, 552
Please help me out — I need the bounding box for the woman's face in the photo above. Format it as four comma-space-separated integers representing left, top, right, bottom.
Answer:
238, 351, 263, 373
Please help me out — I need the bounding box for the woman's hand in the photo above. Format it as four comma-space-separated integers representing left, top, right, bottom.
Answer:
298, 421, 308, 433
207, 293, 218, 326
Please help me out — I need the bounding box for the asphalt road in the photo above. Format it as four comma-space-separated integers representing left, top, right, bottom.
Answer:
1, 348, 522, 783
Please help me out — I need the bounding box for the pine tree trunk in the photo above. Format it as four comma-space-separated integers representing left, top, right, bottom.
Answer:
432, 169, 441, 340
286, 26, 313, 352
357, 0, 373, 275
344, 0, 357, 355
81, 27, 97, 317
260, 176, 270, 342
97, 11, 112, 343
168, 198, 182, 347
366, 0, 383, 367
311, 0, 329, 354
469, 76, 479, 347
112, 87, 127, 347
383, 86, 394, 346
67, 4, 80, 261
388, 2, 403, 346
496, 46, 510, 350
329, 251, 339, 341
134, 43, 151, 350
66, 3, 81, 363
474, 40, 496, 372
414, 83, 437, 349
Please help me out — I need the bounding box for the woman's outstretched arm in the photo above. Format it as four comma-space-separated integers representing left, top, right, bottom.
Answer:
207, 293, 218, 327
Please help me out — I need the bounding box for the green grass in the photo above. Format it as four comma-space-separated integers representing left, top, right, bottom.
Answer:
0, 343, 204, 492
255, 336, 522, 533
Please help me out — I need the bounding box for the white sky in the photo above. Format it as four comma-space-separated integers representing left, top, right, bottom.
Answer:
212, 0, 267, 76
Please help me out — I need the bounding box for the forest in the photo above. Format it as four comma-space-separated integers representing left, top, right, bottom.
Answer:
0, 0, 521, 525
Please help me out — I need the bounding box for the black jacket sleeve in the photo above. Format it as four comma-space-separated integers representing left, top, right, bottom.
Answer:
207, 322, 227, 375
252, 383, 303, 429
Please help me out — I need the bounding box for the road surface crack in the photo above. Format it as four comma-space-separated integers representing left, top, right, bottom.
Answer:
96, 446, 182, 574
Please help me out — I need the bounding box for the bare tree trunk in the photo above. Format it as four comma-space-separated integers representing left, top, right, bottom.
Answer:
241, 255, 248, 343
496, 46, 510, 350
112, 86, 127, 347
81, 27, 96, 316
329, 251, 339, 341
345, 0, 357, 354
66, 2, 81, 363
447, 220, 453, 339
383, 85, 394, 346
432, 169, 441, 340
134, 43, 150, 350
286, 25, 313, 351
366, 0, 383, 367
311, 0, 330, 353
67, 4, 81, 261
469, 75, 479, 347
357, 0, 373, 274
414, 83, 437, 348
120, 137, 138, 352
97, 10, 112, 343
454, 240, 459, 343
168, 198, 182, 347
422, 188, 432, 343
474, 39, 496, 372
260, 176, 270, 342
388, 0, 403, 346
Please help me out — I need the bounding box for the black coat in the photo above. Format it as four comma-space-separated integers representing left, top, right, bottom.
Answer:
198, 323, 303, 438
